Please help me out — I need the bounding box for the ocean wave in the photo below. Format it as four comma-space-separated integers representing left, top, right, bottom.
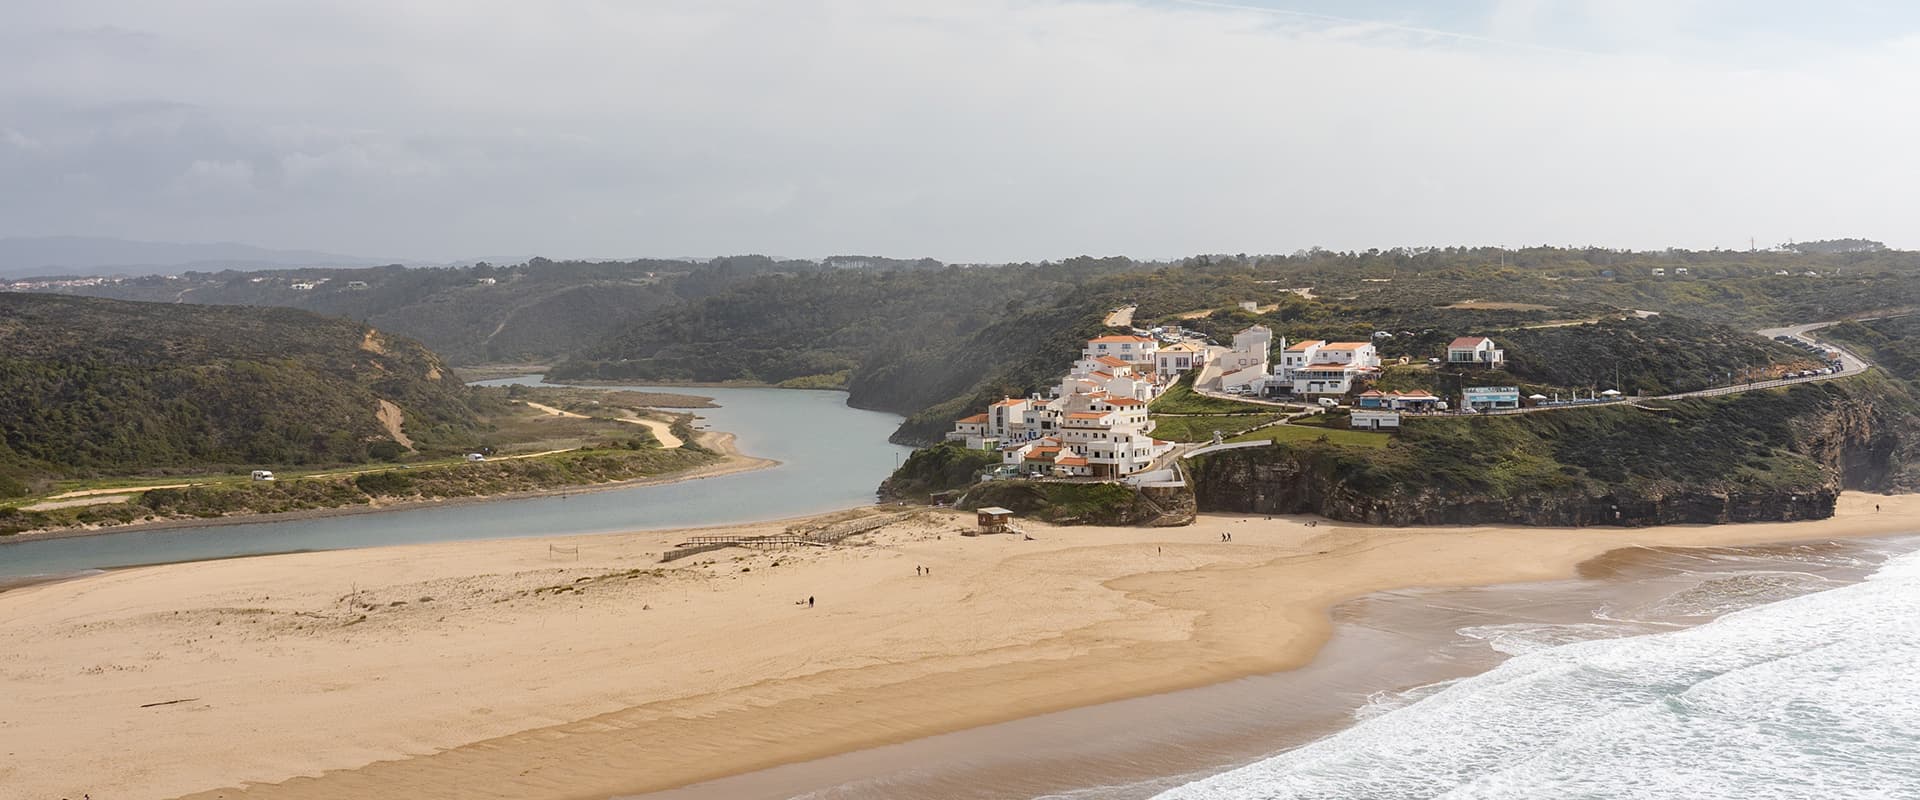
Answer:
1153, 549, 1920, 799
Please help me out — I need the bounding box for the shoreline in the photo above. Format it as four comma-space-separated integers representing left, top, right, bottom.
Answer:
0, 432, 777, 547
4, 493, 1916, 800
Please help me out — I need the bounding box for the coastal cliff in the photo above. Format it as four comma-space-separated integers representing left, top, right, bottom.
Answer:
1189, 376, 1919, 527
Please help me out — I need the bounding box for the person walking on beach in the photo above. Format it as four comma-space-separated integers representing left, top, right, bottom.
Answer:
808, 596, 815, 608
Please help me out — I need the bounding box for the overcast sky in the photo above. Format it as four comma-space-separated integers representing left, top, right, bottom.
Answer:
4, 0, 1918, 262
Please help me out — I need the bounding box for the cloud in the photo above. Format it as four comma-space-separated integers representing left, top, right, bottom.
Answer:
1, 0, 1918, 260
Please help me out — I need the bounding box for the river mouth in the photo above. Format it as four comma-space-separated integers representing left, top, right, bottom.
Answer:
0, 380, 912, 581
622, 535, 1919, 800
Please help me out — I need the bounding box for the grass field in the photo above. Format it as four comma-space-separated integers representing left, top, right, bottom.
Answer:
1228, 423, 1393, 449
1149, 376, 1278, 414
1150, 413, 1286, 442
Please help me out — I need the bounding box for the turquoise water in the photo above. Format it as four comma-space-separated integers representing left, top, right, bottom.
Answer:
0, 380, 911, 581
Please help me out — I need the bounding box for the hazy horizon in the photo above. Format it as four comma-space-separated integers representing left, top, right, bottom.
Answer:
6, 1, 1918, 262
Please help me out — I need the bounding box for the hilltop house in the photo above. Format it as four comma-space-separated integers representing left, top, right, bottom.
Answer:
1446, 337, 1505, 366
1155, 341, 1209, 376
1273, 340, 1381, 398
1215, 325, 1276, 393
1083, 334, 1159, 366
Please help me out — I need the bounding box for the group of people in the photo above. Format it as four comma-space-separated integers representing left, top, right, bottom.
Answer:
915, 565, 932, 576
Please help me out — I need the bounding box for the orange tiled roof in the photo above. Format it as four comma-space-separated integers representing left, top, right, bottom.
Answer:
1094, 355, 1132, 368
1088, 335, 1154, 344
1449, 336, 1490, 349
957, 413, 988, 423
1286, 340, 1326, 351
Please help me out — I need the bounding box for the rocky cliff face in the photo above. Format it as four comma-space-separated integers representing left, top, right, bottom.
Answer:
1189, 377, 1919, 528
1190, 449, 1838, 527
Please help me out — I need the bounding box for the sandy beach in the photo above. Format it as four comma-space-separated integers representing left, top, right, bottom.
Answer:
2, 493, 1915, 800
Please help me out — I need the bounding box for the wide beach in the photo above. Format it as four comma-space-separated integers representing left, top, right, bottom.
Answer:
3, 493, 1916, 800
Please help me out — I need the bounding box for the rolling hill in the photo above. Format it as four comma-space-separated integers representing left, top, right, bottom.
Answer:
0, 293, 480, 495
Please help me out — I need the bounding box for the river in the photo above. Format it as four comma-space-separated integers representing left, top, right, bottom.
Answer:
0, 379, 913, 582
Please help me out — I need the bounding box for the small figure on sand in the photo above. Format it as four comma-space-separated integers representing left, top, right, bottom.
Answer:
808, 596, 815, 608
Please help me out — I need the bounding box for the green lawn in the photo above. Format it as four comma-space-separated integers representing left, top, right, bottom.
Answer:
1149, 376, 1277, 414
1228, 423, 1393, 449
1150, 413, 1286, 442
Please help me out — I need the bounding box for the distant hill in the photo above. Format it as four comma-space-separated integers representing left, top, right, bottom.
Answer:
0, 236, 392, 278
0, 293, 480, 495
21, 254, 947, 364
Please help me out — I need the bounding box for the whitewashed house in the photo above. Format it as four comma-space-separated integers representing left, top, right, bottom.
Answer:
1350, 409, 1401, 430
1273, 340, 1381, 398
1446, 337, 1505, 366
1155, 341, 1209, 376
1083, 334, 1159, 366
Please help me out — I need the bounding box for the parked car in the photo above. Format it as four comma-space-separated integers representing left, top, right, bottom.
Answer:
250, 470, 275, 481
465, 453, 487, 462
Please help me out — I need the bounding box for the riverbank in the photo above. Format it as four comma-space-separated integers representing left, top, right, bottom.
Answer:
2, 493, 1914, 800
0, 432, 773, 545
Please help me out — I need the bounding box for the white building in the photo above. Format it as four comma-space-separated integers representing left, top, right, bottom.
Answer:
1083, 334, 1159, 366
1350, 409, 1401, 430
1446, 336, 1505, 367
1273, 340, 1381, 398
1155, 341, 1209, 376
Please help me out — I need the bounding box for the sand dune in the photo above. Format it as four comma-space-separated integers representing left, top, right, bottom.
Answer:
2, 494, 1916, 800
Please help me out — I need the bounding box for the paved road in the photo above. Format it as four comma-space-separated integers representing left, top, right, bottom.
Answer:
1103, 305, 1137, 328
1184, 317, 1884, 422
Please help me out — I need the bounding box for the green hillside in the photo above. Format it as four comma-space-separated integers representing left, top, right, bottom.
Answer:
0, 293, 480, 495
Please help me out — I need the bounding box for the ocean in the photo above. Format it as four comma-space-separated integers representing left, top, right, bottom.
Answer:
1153, 543, 1920, 800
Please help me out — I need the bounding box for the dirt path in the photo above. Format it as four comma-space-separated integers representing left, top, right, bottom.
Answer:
618, 416, 684, 448
376, 400, 415, 449
21, 494, 134, 512
522, 401, 588, 419
45, 483, 201, 501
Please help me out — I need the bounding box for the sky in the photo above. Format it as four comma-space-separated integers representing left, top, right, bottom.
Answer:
3, 0, 1919, 263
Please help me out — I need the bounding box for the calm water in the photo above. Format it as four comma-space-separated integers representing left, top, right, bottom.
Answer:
0, 379, 911, 581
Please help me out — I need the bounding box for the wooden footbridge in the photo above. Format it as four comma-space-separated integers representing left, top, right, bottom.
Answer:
660, 512, 912, 562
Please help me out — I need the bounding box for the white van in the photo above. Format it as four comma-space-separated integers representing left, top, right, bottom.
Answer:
465, 453, 487, 462
1318, 397, 1340, 408
250, 470, 275, 481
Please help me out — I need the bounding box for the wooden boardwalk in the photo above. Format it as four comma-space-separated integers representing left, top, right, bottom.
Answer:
660, 513, 913, 562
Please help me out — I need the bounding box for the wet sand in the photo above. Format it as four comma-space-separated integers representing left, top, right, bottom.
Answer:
628, 537, 1913, 800
2, 494, 1916, 800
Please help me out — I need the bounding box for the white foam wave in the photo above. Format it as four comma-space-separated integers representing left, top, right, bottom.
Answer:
1154, 549, 1920, 800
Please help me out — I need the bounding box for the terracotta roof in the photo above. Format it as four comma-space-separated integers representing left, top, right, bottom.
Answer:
1105, 397, 1146, 407
1360, 390, 1386, 397
1094, 355, 1132, 368
991, 398, 1027, 407
1088, 335, 1154, 344
1054, 455, 1089, 467
1285, 340, 1326, 352
1449, 336, 1491, 349
1065, 412, 1110, 420
1393, 390, 1437, 399
1325, 342, 1373, 349
957, 414, 988, 424
1090, 371, 1113, 380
